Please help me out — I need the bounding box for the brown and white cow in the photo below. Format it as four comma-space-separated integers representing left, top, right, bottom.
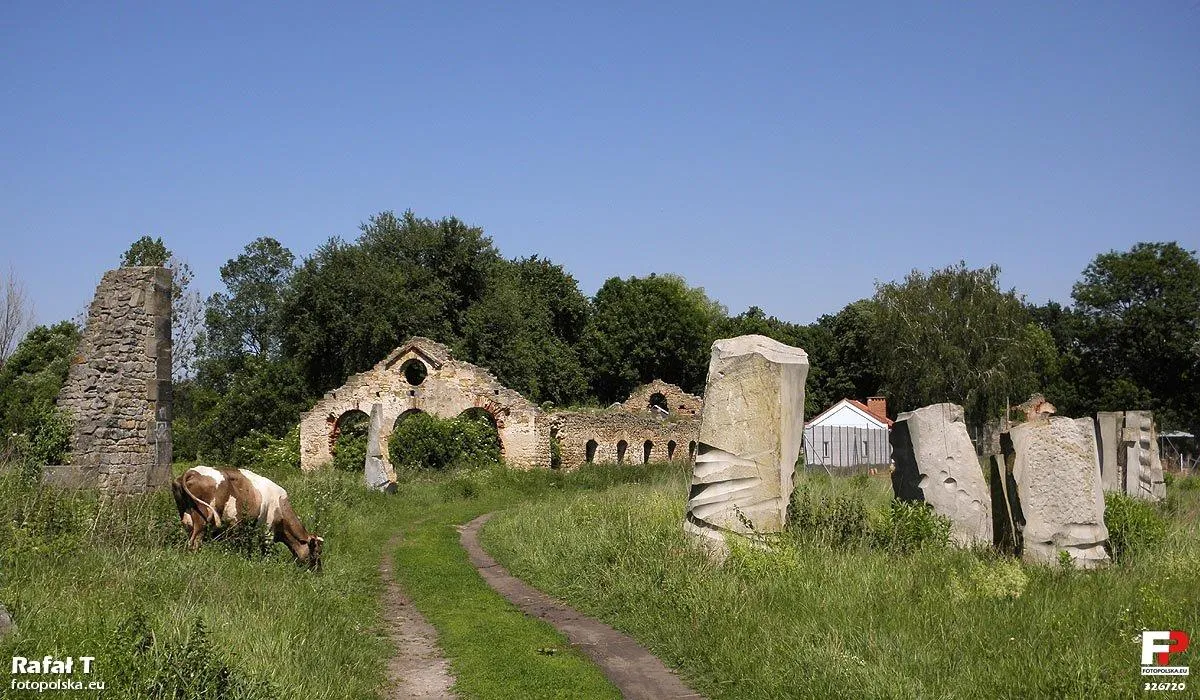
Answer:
170, 466, 323, 569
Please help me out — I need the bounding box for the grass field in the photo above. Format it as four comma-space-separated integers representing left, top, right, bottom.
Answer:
483, 466, 1200, 699
0, 460, 667, 699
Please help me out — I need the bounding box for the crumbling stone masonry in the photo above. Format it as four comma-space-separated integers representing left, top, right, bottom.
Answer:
301, 338, 550, 472
52, 267, 173, 493
300, 338, 700, 473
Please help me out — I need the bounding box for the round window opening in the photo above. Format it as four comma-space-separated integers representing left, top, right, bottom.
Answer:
401, 359, 428, 386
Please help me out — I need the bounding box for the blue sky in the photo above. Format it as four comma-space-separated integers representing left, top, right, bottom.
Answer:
2, 2, 1197, 327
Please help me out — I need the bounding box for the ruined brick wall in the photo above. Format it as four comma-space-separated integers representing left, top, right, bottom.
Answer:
300, 338, 551, 471
620, 379, 702, 417
299, 340, 702, 473
55, 267, 172, 493
550, 410, 700, 469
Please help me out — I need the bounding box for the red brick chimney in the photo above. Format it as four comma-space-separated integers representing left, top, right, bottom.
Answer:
866, 396, 888, 423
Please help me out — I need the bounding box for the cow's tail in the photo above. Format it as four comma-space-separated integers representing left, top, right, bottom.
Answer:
180, 473, 222, 528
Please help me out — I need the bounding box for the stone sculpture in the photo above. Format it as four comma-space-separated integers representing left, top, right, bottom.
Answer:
1096, 410, 1165, 501
684, 335, 808, 555
1003, 416, 1110, 568
364, 403, 397, 493
890, 403, 992, 545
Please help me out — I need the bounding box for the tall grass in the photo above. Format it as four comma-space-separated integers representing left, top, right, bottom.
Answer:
0, 458, 672, 699
482, 468, 1200, 699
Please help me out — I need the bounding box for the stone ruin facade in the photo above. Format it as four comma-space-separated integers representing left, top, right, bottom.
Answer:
300, 338, 549, 473
684, 335, 809, 554
550, 379, 701, 469
299, 337, 699, 474
50, 267, 173, 493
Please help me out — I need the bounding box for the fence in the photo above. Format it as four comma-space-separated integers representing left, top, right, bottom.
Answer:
802, 425, 892, 470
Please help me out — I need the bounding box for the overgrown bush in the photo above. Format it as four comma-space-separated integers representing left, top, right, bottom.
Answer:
787, 485, 870, 547
388, 411, 501, 471
330, 414, 369, 472
1104, 491, 1167, 563
870, 499, 952, 553
787, 485, 950, 553
230, 426, 300, 479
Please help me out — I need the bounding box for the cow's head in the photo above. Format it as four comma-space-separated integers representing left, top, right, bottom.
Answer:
305, 535, 324, 571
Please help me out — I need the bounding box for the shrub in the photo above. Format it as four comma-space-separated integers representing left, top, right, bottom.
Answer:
1175, 475, 1200, 491
388, 412, 501, 471
871, 499, 952, 554
330, 415, 369, 472
787, 485, 870, 547
1104, 491, 1167, 563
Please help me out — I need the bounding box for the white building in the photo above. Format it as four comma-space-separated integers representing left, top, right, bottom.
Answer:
804, 397, 892, 469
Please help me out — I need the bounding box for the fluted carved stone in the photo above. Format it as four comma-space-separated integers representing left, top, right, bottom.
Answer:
684, 335, 808, 555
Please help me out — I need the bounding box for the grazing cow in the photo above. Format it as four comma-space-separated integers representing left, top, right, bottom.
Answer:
171, 466, 323, 569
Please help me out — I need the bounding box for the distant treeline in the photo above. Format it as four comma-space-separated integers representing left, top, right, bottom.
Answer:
1, 210, 1197, 462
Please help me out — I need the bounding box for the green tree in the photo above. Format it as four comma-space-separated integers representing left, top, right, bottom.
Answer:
459, 257, 589, 406
582, 274, 722, 402
870, 262, 1042, 427
1070, 242, 1200, 429
280, 211, 500, 393
0, 321, 81, 437
808, 301, 884, 416
194, 356, 309, 460
204, 237, 296, 362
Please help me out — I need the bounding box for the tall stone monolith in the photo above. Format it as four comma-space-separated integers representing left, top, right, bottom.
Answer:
1096, 411, 1165, 502
51, 267, 172, 493
1005, 416, 1109, 568
890, 403, 992, 546
684, 335, 808, 556
364, 403, 397, 493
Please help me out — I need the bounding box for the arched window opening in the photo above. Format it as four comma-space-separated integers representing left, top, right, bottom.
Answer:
667, 440, 677, 460
585, 439, 598, 463
616, 440, 628, 464
643, 440, 653, 464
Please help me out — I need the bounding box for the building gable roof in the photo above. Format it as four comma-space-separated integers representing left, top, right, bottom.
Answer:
806, 398, 892, 429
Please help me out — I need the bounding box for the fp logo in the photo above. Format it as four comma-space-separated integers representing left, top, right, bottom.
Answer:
1141, 631, 1190, 676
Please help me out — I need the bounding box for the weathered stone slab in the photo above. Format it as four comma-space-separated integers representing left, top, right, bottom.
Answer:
1005, 416, 1109, 568
1095, 410, 1165, 502
1124, 411, 1165, 501
890, 403, 992, 546
364, 403, 397, 493
1095, 412, 1122, 493
684, 335, 808, 555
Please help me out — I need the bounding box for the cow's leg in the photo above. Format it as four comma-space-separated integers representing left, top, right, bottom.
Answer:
183, 508, 206, 550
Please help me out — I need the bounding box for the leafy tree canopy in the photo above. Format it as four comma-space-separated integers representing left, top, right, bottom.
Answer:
870, 262, 1044, 426
1071, 242, 1200, 428
582, 273, 723, 402
204, 236, 296, 363
280, 211, 500, 393
0, 321, 80, 436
